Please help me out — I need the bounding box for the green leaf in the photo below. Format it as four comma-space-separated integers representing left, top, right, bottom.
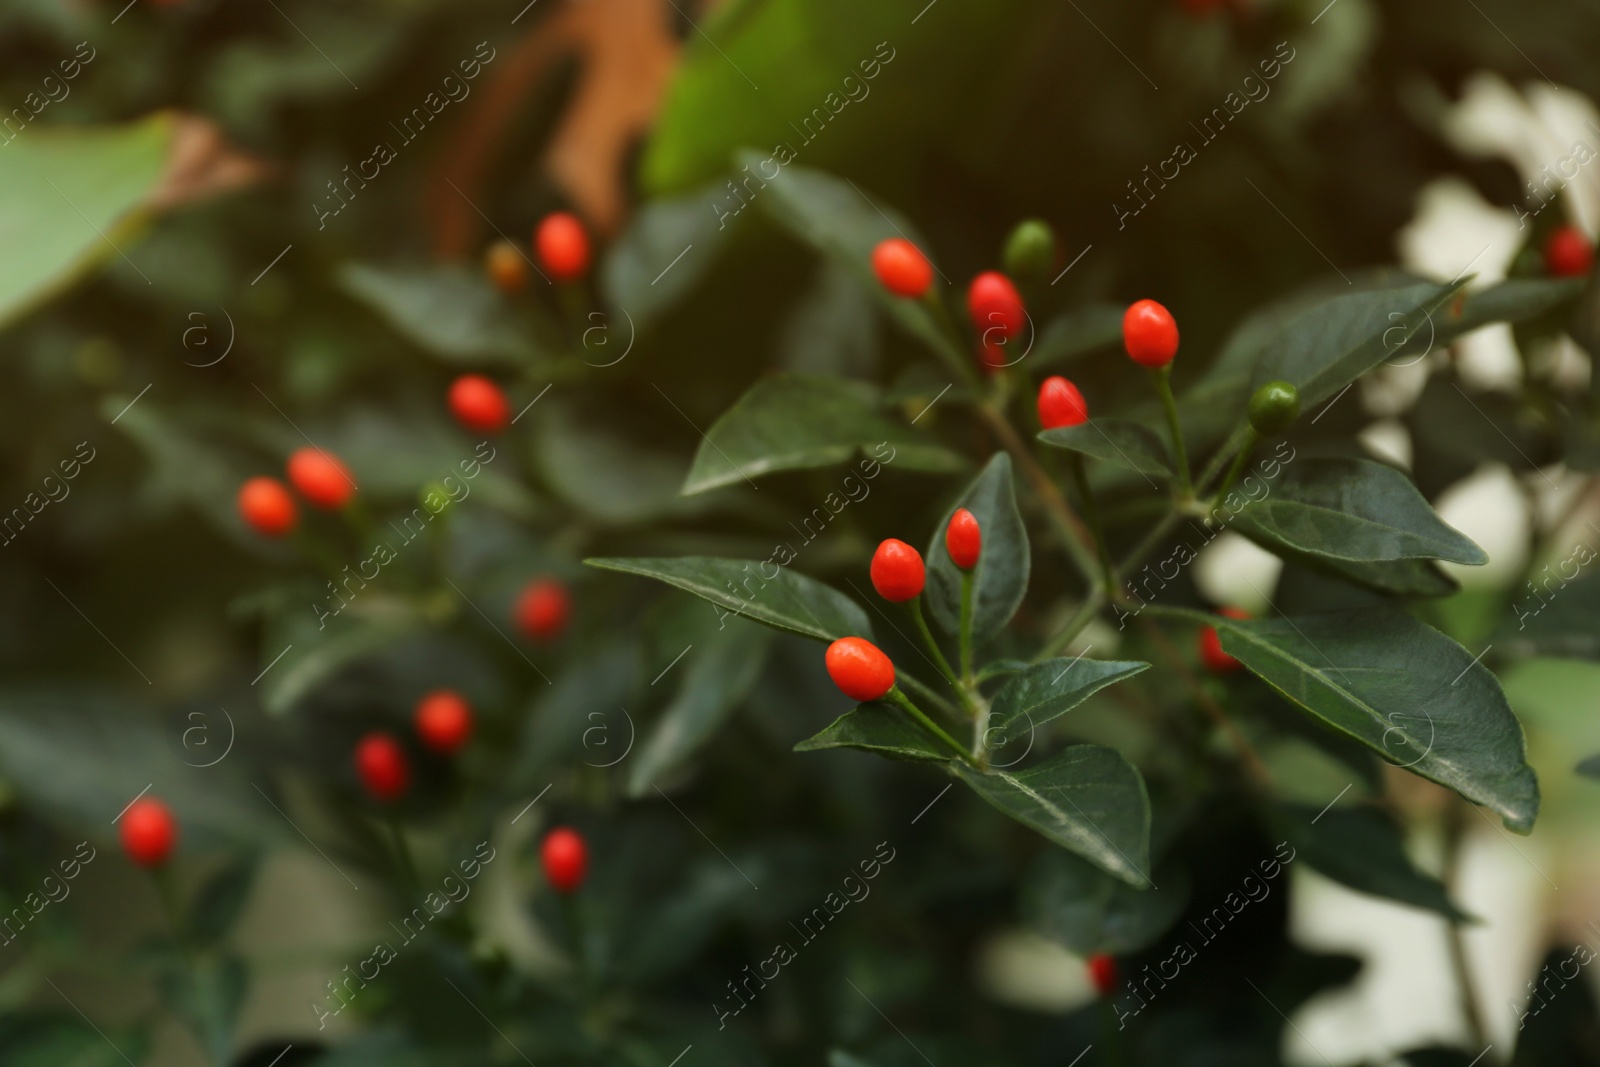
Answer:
0, 116, 172, 330
955, 745, 1152, 886
586, 556, 871, 643
1273, 803, 1469, 921
339, 262, 537, 366
0, 1014, 150, 1067
189, 855, 261, 946
989, 658, 1149, 735
1038, 419, 1173, 478
159, 953, 246, 1067
1023, 848, 1190, 955
536, 397, 703, 524
1402, 276, 1587, 355
1029, 304, 1125, 368
777, 262, 880, 378
626, 621, 772, 796
794, 703, 951, 762
602, 180, 737, 333
1255, 279, 1464, 407
1306, 556, 1461, 599
1196, 608, 1539, 832
1231, 458, 1486, 566
1495, 574, 1600, 662
681, 374, 964, 495
748, 157, 966, 372
924, 454, 1029, 644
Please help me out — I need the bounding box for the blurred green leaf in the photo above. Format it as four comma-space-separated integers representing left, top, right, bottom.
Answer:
989, 658, 1149, 735
1023, 847, 1190, 954
1029, 303, 1124, 368
339, 262, 537, 366
603, 181, 737, 332
1273, 803, 1469, 921
0, 115, 171, 330
626, 620, 772, 796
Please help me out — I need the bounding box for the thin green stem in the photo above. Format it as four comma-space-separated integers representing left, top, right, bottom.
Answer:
886, 687, 975, 764
909, 598, 962, 690
1211, 428, 1260, 501
1196, 422, 1254, 493
1068, 454, 1115, 595
387, 817, 420, 896
958, 570, 975, 684
1152, 365, 1193, 498
896, 669, 963, 721
976, 402, 1102, 584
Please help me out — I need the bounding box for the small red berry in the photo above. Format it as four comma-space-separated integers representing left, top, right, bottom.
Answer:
872, 238, 934, 298
237, 477, 298, 537
1087, 953, 1118, 996
120, 798, 177, 868
542, 826, 588, 893
1199, 607, 1249, 674
486, 241, 528, 293
448, 374, 511, 434
535, 212, 590, 282
515, 578, 570, 642
825, 637, 896, 702
870, 538, 926, 602
945, 508, 981, 570
415, 689, 473, 754
1037, 376, 1089, 430
1544, 224, 1594, 278
286, 448, 355, 510
1123, 299, 1180, 368
967, 271, 1026, 343
355, 732, 411, 801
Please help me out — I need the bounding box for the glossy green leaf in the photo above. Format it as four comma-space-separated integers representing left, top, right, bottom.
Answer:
1029, 304, 1124, 368
339, 262, 536, 365
1273, 803, 1469, 921
794, 703, 951, 762
586, 556, 871, 642
1395, 276, 1587, 357
681, 374, 964, 495
924, 454, 1030, 644
1023, 848, 1190, 955
989, 658, 1149, 735
1038, 419, 1173, 478
626, 621, 772, 796
955, 745, 1152, 886
748, 157, 966, 373
1306, 556, 1460, 599
0, 115, 172, 329
1231, 458, 1486, 565
1255, 279, 1464, 407
1196, 608, 1539, 832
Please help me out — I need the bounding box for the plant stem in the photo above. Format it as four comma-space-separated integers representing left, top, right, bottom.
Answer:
1137, 615, 1272, 789
1444, 797, 1490, 1051
1152, 365, 1193, 499
909, 598, 963, 694
1068, 453, 1116, 595
1195, 422, 1254, 493
975, 402, 1102, 583
886, 687, 975, 764
897, 669, 963, 721
1211, 428, 1260, 501
921, 289, 983, 389
958, 570, 975, 684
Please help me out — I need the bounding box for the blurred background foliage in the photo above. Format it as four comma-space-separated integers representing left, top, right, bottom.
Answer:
2, 0, 1600, 1064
